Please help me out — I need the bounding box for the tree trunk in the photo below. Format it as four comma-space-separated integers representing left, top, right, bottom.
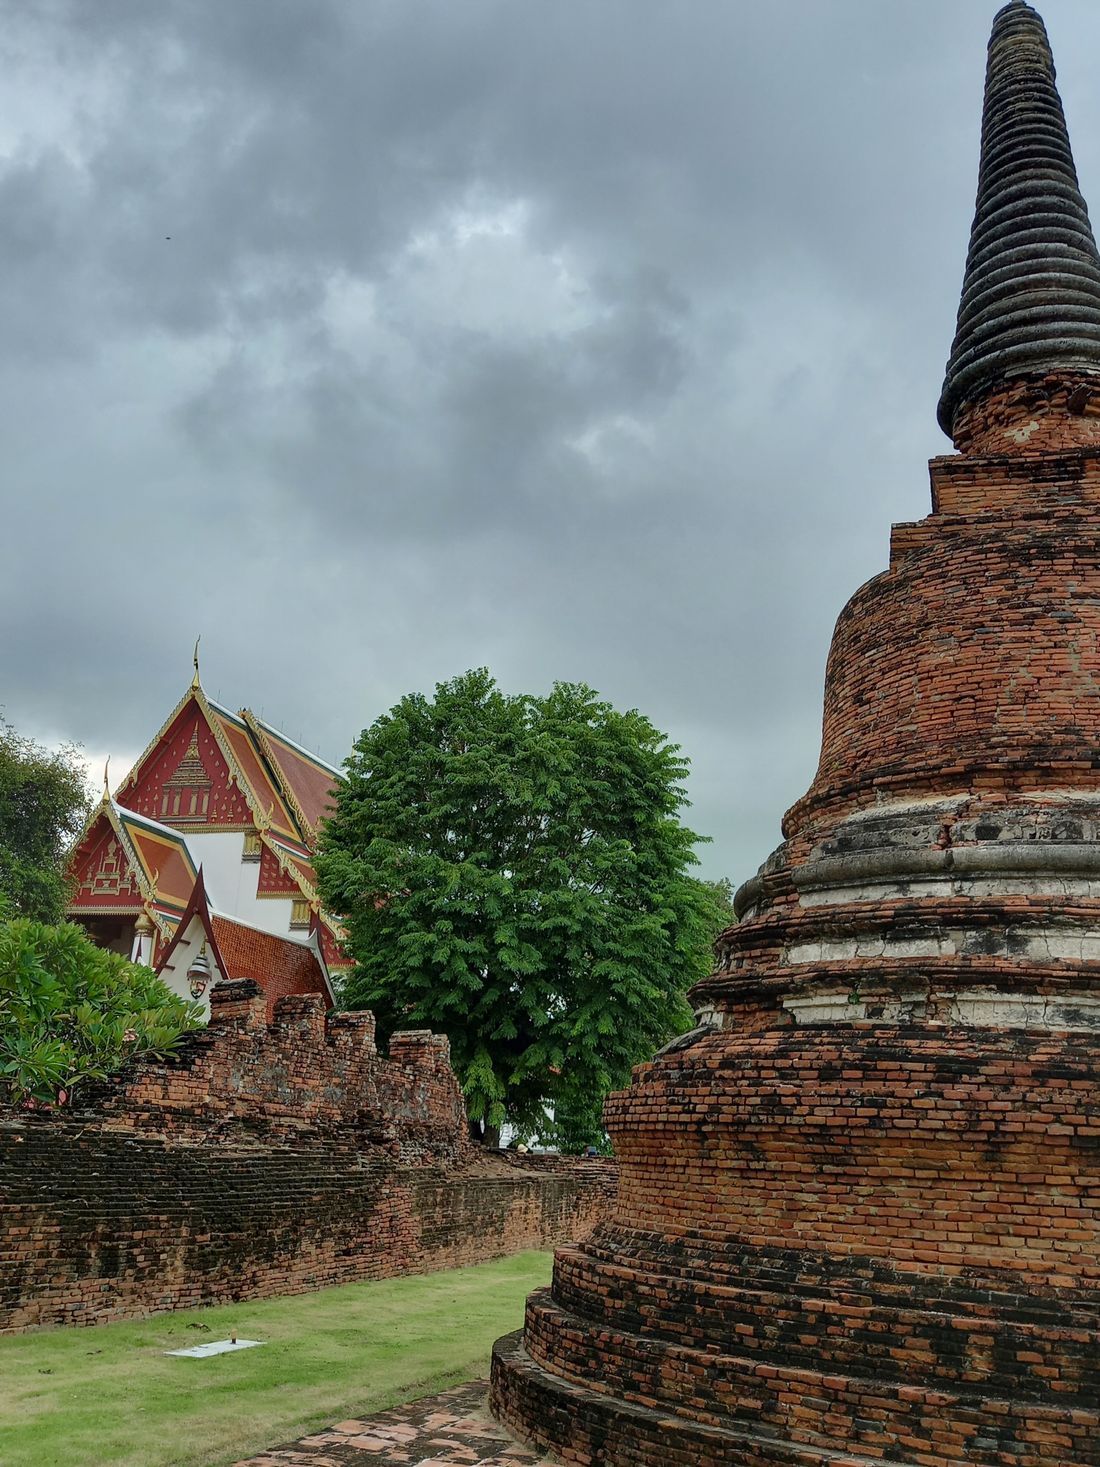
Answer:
467, 1116, 502, 1148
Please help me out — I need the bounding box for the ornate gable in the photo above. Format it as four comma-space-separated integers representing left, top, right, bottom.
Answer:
69, 818, 144, 913
120, 698, 252, 831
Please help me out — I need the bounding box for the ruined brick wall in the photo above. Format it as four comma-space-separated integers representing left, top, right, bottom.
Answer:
80, 981, 467, 1161
0, 982, 615, 1332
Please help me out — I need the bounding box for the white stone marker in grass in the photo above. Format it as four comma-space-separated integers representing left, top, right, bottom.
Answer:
164, 1339, 265, 1358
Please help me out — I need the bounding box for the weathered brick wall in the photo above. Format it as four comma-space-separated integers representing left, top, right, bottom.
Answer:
80, 980, 466, 1158
0, 982, 615, 1332
0, 1123, 614, 1332
789, 461, 1100, 835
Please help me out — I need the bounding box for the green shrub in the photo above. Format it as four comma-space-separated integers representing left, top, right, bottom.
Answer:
0, 917, 202, 1107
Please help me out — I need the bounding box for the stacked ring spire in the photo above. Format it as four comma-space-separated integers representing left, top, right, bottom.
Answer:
938, 0, 1100, 435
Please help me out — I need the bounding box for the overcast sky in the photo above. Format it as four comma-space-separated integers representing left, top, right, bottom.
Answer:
4, 0, 1100, 885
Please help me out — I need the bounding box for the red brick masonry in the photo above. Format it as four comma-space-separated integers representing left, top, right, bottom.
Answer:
491, 414, 1100, 1466
492, 8, 1100, 1458
0, 981, 614, 1333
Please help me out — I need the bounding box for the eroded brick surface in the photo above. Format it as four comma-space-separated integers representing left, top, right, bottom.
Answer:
0, 984, 615, 1332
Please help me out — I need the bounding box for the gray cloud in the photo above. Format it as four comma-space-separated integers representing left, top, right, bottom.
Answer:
3, 0, 1100, 883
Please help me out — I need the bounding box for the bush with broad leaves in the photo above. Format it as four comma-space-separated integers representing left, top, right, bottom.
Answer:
0, 913, 202, 1108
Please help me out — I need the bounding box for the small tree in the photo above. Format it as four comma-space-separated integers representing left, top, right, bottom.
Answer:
317, 669, 719, 1150
0, 916, 202, 1108
0, 718, 91, 924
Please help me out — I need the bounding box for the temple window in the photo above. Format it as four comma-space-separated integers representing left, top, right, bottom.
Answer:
290, 898, 311, 929
242, 833, 262, 862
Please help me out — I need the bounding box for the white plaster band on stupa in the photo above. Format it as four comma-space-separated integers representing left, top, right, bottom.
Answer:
782, 988, 1100, 1032
786, 925, 1100, 966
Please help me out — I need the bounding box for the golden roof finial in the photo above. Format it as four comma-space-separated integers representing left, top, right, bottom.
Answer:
102, 756, 111, 804
191, 636, 202, 691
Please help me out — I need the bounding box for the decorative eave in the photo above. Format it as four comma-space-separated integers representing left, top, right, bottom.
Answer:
240, 708, 341, 843
204, 697, 305, 842
241, 710, 319, 842
67, 798, 196, 939
152, 868, 229, 985
308, 926, 339, 1009
259, 828, 319, 903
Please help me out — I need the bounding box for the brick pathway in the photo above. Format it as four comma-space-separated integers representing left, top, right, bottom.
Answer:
234, 1381, 560, 1466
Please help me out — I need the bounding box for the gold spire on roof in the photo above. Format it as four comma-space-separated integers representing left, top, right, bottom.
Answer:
192, 636, 202, 691
102, 756, 111, 804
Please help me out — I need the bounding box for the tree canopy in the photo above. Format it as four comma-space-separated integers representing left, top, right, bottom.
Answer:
316, 669, 722, 1150
0, 915, 201, 1108
0, 718, 90, 924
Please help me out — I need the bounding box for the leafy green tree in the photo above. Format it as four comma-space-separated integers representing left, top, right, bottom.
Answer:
317, 669, 719, 1151
0, 916, 201, 1107
699, 876, 736, 937
0, 718, 91, 924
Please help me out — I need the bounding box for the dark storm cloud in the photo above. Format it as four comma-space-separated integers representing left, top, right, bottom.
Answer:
4, 0, 1100, 882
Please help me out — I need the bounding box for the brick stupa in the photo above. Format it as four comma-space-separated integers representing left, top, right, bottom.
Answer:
491, 4, 1100, 1463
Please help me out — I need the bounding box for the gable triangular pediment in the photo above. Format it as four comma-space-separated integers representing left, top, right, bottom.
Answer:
116, 694, 253, 830
68, 812, 146, 912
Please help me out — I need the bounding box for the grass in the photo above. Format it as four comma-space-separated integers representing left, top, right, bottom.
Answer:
0, 1251, 552, 1467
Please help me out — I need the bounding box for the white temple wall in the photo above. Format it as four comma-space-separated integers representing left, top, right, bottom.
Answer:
154, 913, 215, 1020
183, 832, 296, 938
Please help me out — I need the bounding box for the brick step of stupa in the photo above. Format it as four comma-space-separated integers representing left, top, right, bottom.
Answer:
580, 1228, 1100, 1324
515, 1294, 1098, 1465
550, 1250, 1096, 1398
491, 1330, 921, 1467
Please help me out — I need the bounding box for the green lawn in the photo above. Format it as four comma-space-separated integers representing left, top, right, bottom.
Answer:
0, 1252, 551, 1467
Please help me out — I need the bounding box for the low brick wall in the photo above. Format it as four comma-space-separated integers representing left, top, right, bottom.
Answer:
0, 1124, 614, 1332
0, 982, 615, 1332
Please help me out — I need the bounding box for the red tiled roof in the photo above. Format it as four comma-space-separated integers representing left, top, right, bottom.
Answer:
209, 915, 331, 1014
244, 713, 340, 838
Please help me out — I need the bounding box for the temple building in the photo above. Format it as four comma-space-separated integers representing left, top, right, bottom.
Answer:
492, 3, 1099, 1462
66, 660, 349, 1015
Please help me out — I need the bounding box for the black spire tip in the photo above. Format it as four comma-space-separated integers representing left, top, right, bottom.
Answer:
938, 2, 1100, 437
